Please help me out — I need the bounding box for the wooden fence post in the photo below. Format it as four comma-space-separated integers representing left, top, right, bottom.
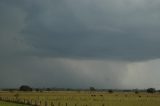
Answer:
39, 100, 41, 105
51, 101, 54, 106
58, 102, 60, 106
45, 101, 48, 106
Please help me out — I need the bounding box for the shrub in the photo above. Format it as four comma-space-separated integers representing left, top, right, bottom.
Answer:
108, 89, 113, 93
90, 87, 96, 91
19, 85, 32, 91
146, 88, 156, 93
134, 89, 139, 94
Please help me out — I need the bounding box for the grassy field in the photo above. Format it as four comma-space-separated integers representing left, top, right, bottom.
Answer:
0, 101, 29, 106
0, 91, 160, 106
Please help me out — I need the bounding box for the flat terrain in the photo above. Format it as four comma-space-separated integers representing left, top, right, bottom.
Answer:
0, 101, 29, 106
0, 91, 160, 106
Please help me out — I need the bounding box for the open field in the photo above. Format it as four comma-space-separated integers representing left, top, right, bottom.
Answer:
0, 101, 29, 106
0, 91, 160, 106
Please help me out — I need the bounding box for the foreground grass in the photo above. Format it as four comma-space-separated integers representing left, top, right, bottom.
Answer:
0, 101, 29, 106
0, 91, 160, 106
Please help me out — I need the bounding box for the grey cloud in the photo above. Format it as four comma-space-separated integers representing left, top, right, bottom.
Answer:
0, 56, 128, 89
0, 1, 31, 57
20, 0, 160, 61
1, 0, 160, 89
1, 0, 160, 61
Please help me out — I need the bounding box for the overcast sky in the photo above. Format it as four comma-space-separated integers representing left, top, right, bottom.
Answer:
1, 0, 160, 89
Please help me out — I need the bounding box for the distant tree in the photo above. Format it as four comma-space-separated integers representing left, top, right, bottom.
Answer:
135, 90, 139, 94
146, 88, 156, 93
134, 89, 139, 94
66, 88, 72, 91
108, 89, 113, 93
90, 87, 96, 91
123, 90, 131, 92
19, 85, 32, 91
46, 88, 51, 91
2, 88, 17, 92
35, 88, 40, 92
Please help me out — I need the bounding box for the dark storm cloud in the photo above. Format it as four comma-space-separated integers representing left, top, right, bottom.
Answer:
0, 56, 128, 88
1, 0, 160, 89
1, 0, 160, 61
20, 0, 160, 61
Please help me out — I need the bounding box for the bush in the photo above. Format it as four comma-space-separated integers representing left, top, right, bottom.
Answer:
108, 89, 113, 93
90, 87, 96, 91
135, 90, 139, 94
157, 90, 160, 92
146, 88, 156, 93
19, 85, 32, 91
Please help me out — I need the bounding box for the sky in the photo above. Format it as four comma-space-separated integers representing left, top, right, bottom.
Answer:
1, 0, 160, 89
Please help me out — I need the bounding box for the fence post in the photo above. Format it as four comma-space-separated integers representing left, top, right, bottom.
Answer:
39, 100, 41, 105
45, 101, 48, 106
51, 101, 54, 106
58, 102, 60, 106
35, 100, 41, 106
35, 100, 38, 106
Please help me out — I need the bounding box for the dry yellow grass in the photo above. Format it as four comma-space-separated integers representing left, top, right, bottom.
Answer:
0, 91, 160, 106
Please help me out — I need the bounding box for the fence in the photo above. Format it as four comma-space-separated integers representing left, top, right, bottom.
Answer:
0, 96, 105, 106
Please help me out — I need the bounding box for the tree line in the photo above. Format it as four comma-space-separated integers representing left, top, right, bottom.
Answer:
0, 85, 158, 94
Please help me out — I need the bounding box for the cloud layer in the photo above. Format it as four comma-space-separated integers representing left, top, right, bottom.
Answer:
1, 0, 160, 89
1, 0, 160, 60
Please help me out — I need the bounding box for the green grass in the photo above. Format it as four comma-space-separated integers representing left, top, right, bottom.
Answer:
0, 101, 29, 106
